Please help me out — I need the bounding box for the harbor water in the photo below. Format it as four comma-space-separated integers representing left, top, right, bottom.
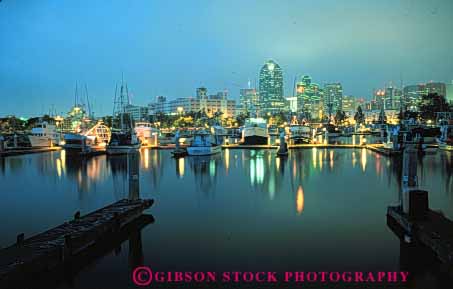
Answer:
0, 144, 452, 288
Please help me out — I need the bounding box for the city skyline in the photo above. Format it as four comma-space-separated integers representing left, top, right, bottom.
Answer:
1, 0, 453, 116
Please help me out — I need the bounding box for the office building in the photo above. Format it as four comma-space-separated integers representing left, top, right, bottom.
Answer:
259, 59, 285, 114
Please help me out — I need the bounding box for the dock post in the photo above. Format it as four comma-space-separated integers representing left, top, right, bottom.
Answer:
128, 228, 144, 269
408, 190, 429, 220
277, 130, 288, 155
74, 211, 81, 221
128, 150, 140, 201
63, 234, 73, 261
175, 130, 180, 150
401, 144, 418, 214
16, 233, 24, 247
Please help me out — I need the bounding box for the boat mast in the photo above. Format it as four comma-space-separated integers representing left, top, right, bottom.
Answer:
120, 77, 125, 131
74, 81, 79, 107
85, 84, 92, 119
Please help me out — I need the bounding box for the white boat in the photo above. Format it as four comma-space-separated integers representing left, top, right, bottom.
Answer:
158, 131, 175, 146
106, 131, 141, 155
135, 122, 158, 146
187, 130, 221, 156
286, 124, 312, 144
241, 118, 268, 145
211, 125, 227, 145
28, 121, 60, 147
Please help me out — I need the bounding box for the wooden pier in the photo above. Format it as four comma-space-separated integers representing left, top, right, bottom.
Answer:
387, 199, 453, 269
0, 198, 154, 288
0, 146, 61, 157
387, 143, 453, 274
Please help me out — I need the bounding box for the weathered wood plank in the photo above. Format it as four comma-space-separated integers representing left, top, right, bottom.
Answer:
0, 198, 154, 284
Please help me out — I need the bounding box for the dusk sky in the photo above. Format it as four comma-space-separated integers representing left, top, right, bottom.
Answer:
1, 0, 453, 117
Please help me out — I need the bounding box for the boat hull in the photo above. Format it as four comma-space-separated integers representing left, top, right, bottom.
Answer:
28, 136, 54, 148
106, 144, 141, 155
243, 136, 268, 145
439, 143, 453, 151
187, 145, 221, 156
290, 137, 312, 144
242, 126, 268, 145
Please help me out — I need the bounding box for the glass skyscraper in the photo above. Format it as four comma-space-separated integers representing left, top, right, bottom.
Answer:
259, 60, 285, 114
296, 75, 323, 120
323, 83, 343, 117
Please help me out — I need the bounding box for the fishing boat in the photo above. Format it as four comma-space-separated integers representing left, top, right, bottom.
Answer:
63, 122, 111, 154
324, 123, 341, 138
186, 130, 221, 156
28, 121, 61, 147
107, 131, 141, 155
63, 133, 93, 154
241, 118, 268, 145
134, 122, 158, 147
158, 131, 176, 146
106, 77, 141, 155
285, 124, 312, 144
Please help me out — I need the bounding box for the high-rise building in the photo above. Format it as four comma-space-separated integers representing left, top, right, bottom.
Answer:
323, 83, 343, 117
240, 88, 260, 113
384, 86, 403, 110
259, 60, 285, 114
196, 87, 208, 99
342, 95, 357, 114
403, 84, 426, 111
125, 104, 149, 121
294, 75, 323, 119
447, 81, 453, 104
148, 96, 168, 116
209, 90, 229, 100
426, 82, 446, 97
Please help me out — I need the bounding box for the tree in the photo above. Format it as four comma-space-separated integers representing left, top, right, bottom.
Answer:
378, 107, 387, 123
354, 105, 365, 124
235, 112, 250, 127
335, 110, 346, 125
419, 93, 450, 121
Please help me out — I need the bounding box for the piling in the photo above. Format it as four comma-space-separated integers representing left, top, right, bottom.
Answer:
276, 131, 288, 156
401, 144, 418, 214
128, 150, 140, 200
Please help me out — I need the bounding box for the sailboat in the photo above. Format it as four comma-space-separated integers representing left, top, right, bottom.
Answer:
106, 78, 141, 155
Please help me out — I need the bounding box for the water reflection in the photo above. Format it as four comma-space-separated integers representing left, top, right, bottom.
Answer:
36, 215, 153, 289
361, 148, 367, 172
296, 185, 304, 215
175, 157, 185, 178
439, 152, 453, 194
1, 148, 453, 288
188, 154, 221, 195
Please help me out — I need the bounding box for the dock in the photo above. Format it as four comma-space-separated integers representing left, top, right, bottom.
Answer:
0, 198, 154, 288
388, 202, 453, 269
0, 147, 61, 157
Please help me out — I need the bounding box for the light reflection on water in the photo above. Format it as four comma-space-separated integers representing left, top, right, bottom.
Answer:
0, 147, 452, 288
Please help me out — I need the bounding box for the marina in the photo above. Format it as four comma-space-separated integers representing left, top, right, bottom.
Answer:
0, 144, 452, 288
1, 1, 453, 287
